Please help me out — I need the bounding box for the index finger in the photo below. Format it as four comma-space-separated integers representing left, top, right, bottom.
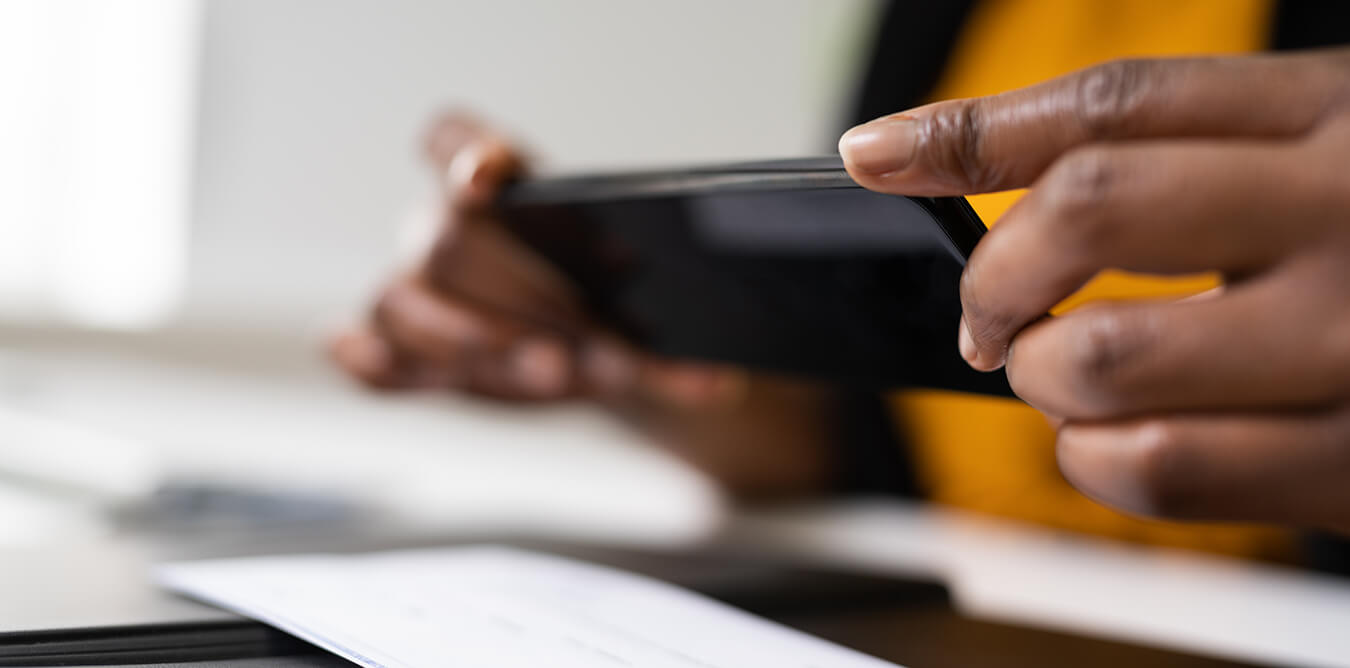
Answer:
838, 51, 1346, 196
422, 111, 528, 208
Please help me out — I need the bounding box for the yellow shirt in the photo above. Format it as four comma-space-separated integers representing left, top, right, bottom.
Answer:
891, 0, 1292, 559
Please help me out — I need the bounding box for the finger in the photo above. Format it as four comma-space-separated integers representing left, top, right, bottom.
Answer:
472, 335, 575, 400
444, 136, 526, 210
373, 276, 514, 368
330, 323, 480, 391
636, 358, 750, 409
371, 276, 576, 398
328, 327, 409, 390
575, 336, 749, 408
329, 329, 472, 392
840, 52, 1346, 195
421, 111, 527, 208
957, 140, 1321, 371
1007, 268, 1350, 420
577, 337, 643, 396
422, 213, 581, 327
423, 110, 485, 171
1057, 409, 1350, 532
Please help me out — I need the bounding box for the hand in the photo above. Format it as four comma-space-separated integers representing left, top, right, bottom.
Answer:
331, 112, 734, 402
331, 113, 835, 496
841, 50, 1350, 532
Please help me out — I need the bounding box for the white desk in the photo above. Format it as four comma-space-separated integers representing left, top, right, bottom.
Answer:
0, 329, 722, 547
724, 501, 1350, 668
2, 329, 1348, 666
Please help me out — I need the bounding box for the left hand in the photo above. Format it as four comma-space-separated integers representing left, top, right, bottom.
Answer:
840, 50, 1350, 532
331, 112, 837, 498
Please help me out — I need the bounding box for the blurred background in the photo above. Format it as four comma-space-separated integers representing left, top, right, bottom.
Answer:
0, 0, 879, 548
1, 0, 874, 333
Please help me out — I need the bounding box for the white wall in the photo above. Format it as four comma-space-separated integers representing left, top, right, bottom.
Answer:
185, 0, 879, 332
0, 0, 200, 329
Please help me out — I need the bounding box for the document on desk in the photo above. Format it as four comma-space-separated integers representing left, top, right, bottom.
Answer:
156, 546, 902, 668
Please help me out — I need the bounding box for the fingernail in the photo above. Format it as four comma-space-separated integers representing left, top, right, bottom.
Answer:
958, 315, 977, 364
444, 140, 488, 196
509, 338, 570, 396
838, 114, 917, 175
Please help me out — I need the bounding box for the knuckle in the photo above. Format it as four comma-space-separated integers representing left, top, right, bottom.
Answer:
1064, 310, 1156, 413
915, 99, 1001, 190
1127, 420, 1200, 517
1074, 59, 1157, 138
1038, 148, 1123, 250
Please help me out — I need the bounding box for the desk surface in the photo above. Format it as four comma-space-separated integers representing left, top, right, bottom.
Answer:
725, 502, 1350, 668
2, 335, 1348, 666
0, 537, 1269, 668
2, 483, 1349, 665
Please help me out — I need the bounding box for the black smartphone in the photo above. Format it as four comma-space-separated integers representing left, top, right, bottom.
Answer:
499, 157, 1012, 396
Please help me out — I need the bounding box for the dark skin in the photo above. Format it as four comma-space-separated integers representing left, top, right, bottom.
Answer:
840, 50, 1350, 533
337, 50, 1350, 532
330, 114, 836, 498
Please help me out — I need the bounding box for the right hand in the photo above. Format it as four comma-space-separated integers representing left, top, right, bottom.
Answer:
329, 113, 836, 496
840, 51, 1350, 529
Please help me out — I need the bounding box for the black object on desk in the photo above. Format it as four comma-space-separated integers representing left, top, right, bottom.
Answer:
0, 622, 316, 666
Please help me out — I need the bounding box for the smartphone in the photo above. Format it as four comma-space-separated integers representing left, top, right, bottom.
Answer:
499, 157, 1011, 396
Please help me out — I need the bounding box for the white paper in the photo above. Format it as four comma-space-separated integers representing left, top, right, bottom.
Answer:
156, 546, 902, 668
